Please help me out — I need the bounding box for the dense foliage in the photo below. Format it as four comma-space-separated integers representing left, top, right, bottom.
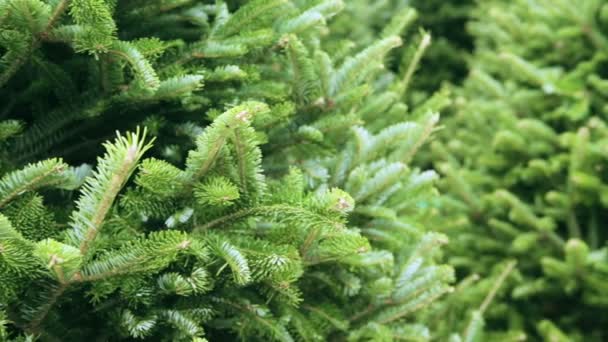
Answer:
0, 0, 454, 341
410, 0, 473, 92
3, 0, 608, 341
432, 0, 608, 341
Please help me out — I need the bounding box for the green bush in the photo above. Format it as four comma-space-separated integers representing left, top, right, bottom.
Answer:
0, 1, 453, 340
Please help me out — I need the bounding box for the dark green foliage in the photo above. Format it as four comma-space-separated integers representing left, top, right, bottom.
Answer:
410, 0, 474, 91
3, 192, 58, 241
0, 1, 453, 341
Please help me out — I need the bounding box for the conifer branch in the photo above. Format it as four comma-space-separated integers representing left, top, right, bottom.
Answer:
461, 261, 517, 341
376, 285, 453, 324
219, 299, 292, 340
76, 232, 191, 282
401, 112, 439, 163
213, 0, 288, 38
331, 36, 402, 95
229, 122, 265, 203
398, 32, 431, 97
193, 204, 339, 233
0, 0, 71, 88
0, 159, 67, 209
185, 102, 268, 184
194, 208, 254, 232
67, 129, 152, 255
16, 129, 151, 332
109, 41, 160, 91
45, 0, 72, 34
191, 135, 228, 182
299, 228, 321, 258
25, 283, 68, 335
478, 261, 516, 314
0, 45, 31, 88
232, 129, 250, 195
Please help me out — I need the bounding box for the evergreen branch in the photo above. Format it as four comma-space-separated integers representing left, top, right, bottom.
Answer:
194, 176, 240, 207
285, 35, 321, 104
193, 204, 340, 233
461, 311, 483, 342
67, 129, 153, 255
305, 0, 344, 19
349, 303, 376, 323
0, 43, 32, 88
34, 238, 83, 282
0, 158, 68, 209
208, 238, 251, 285
213, 0, 287, 38
400, 112, 439, 164
425, 274, 481, 327
376, 285, 453, 324
76, 231, 190, 282
69, 0, 116, 53
494, 190, 565, 248
565, 128, 588, 239
380, 6, 417, 38
11, 99, 110, 163
461, 262, 516, 341
136, 158, 187, 197
176, 41, 248, 64
25, 282, 68, 335
331, 36, 402, 95
0, 311, 7, 341
22, 231, 191, 334
229, 121, 265, 204
233, 129, 251, 196
157, 268, 211, 296
109, 41, 160, 91
121, 310, 157, 339
0, 0, 71, 88
301, 304, 348, 331
0, 213, 34, 271
351, 283, 453, 325
185, 102, 268, 183
193, 206, 259, 232
397, 32, 431, 97
159, 309, 203, 337
392, 266, 455, 303
219, 299, 293, 341
352, 162, 407, 202
299, 227, 321, 259
44, 0, 72, 36
3, 192, 63, 241
278, 10, 324, 35
154, 75, 204, 99
478, 260, 516, 314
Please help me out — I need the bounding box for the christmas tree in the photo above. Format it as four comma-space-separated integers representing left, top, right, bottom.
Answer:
0, 1, 453, 340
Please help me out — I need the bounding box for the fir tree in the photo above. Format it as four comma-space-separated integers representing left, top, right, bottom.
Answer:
430, 0, 608, 340
0, 1, 453, 340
